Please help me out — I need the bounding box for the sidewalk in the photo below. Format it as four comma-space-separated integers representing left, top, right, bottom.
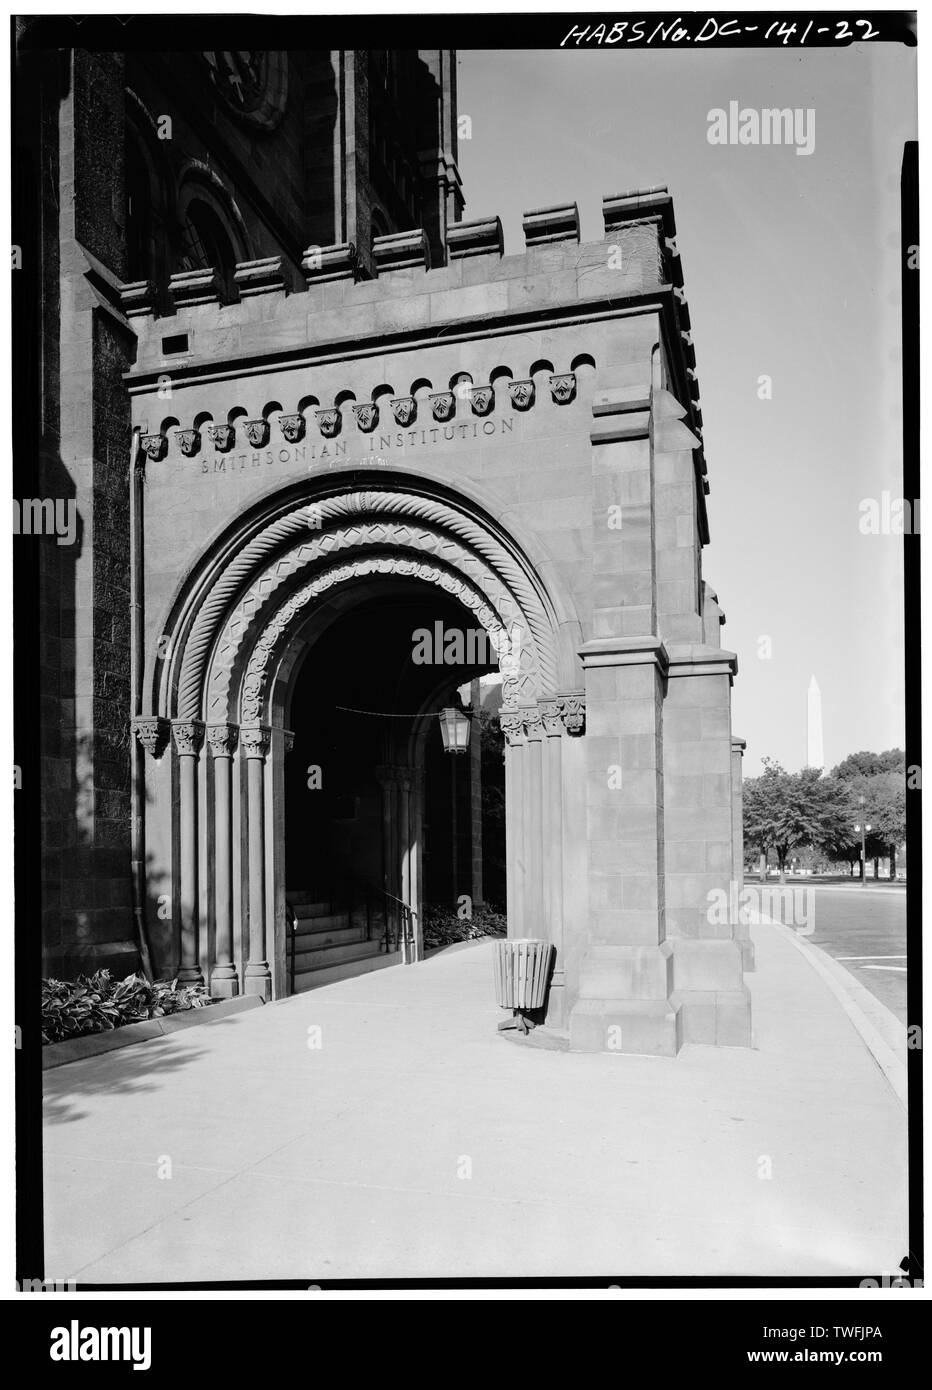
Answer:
43, 921, 908, 1283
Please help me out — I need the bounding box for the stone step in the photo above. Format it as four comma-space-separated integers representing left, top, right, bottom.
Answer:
293, 937, 384, 972
292, 948, 402, 993
292, 910, 351, 934
291, 922, 361, 949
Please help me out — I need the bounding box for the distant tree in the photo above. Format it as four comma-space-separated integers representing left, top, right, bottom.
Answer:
828, 751, 907, 878
744, 759, 862, 883
832, 748, 904, 780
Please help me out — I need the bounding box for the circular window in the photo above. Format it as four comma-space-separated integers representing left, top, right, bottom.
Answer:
203, 51, 288, 131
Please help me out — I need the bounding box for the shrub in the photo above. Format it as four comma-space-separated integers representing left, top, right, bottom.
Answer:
41, 969, 212, 1045
422, 903, 507, 951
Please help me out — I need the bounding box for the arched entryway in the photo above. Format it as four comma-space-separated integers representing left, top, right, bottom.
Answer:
136, 473, 586, 1023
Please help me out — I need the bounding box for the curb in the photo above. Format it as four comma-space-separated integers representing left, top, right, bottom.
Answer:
42, 995, 265, 1070
759, 916, 907, 1110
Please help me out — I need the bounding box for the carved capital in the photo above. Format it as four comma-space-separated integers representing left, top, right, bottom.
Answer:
508, 379, 535, 411
174, 428, 201, 458
171, 719, 205, 757
558, 694, 586, 736
206, 723, 239, 758
538, 699, 563, 737
140, 433, 166, 462
316, 408, 341, 438
283, 729, 295, 755
240, 725, 271, 760
207, 423, 235, 452
469, 385, 494, 416
550, 373, 576, 405
430, 392, 456, 422
499, 710, 526, 747
353, 402, 379, 433
523, 708, 544, 742
279, 414, 306, 443
134, 717, 169, 759
391, 396, 416, 426
243, 419, 269, 448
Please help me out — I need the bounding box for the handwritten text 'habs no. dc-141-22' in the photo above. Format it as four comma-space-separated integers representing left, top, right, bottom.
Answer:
560, 17, 881, 46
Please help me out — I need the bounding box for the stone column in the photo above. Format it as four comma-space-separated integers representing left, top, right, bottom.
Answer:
500, 710, 526, 936
540, 698, 566, 1022
469, 678, 484, 909
241, 725, 272, 999
731, 736, 754, 971
570, 639, 679, 1056
523, 708, 545, 933
207, 724, 239, 997
171, 720, 204, 984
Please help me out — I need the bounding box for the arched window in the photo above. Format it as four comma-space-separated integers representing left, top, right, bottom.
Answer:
178, 198, 237, 288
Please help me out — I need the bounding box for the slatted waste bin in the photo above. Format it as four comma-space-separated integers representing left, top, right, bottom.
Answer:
493, 938, 554, 1033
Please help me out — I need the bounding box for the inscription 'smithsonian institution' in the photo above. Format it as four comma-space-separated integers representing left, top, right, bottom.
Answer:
36, 47, 751, 1054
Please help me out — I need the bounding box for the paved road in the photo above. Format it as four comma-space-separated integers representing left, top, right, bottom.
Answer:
793, 884, 908, 1024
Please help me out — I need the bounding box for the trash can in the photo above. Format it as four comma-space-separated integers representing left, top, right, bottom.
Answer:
493, 938, 554, 1032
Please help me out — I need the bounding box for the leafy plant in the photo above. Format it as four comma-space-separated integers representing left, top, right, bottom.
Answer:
42, 969, 212, 1045
422, 903, 507, 951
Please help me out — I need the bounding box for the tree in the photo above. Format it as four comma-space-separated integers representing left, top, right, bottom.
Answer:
830, 752, 906, 878
744, 760, 859, 883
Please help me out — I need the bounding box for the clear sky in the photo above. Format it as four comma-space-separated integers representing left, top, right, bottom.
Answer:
458, 43, 916, 775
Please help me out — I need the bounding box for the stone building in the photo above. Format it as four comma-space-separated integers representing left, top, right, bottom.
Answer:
23, 41, 751, 1054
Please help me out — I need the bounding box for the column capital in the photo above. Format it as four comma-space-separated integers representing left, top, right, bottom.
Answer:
283, 729, 295, 755
206, 723, 239, 758
171, 719, 204, 756
538, 699, 563, 737
557, 693, 586, 736
240, 725, 271, 760
523, 708, 544, 742
499, 709, 526, 747
134, 716, 169, 759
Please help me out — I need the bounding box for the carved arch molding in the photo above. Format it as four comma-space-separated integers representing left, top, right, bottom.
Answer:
160, 488, 571, 725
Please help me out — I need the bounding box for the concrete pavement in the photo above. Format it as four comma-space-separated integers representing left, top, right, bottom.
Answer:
43, 921, 908, 1283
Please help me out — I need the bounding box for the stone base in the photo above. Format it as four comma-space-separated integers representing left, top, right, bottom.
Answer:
244, 971, 272, 1002
569, 998, 682, 1056
672, 987, 752, 1046
209, 973, 240, 1000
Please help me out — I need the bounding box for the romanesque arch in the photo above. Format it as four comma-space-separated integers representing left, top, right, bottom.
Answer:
135, 476, 586, 1008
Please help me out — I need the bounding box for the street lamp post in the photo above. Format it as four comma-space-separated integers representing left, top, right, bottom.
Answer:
854, 794, 872, 886
439, 704, 471, 903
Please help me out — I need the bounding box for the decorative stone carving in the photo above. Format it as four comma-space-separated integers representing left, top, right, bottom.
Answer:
140, 434, 166, 462
236, 553, 528, 724
524, 708, 544, 741
182, 490, 560, 721
316, 408, 341, 438
539, 699, 563, 736
283, 730, 295, 754
243, 419, 269, 448
279, 414, 306, 443
469, 386, 494, 416
174, 428, 201, 458
206, 724, 238, 757
558, 695, 586, 735
353, 402, 379, 433
240, 726, 270, 760
207, 423, 235, 452
508, 379, 535, 411
391, 397, 416, 426
549, 373, 576, 405
171, 720, 204, 756
499, 711, 525, 747
430, 392, 456, 422
134, 717, 169, 758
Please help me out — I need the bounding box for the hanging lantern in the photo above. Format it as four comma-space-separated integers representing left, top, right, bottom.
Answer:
439, 706, 471, 754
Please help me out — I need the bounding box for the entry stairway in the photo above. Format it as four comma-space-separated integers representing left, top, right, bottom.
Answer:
286, 889, 399, 993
